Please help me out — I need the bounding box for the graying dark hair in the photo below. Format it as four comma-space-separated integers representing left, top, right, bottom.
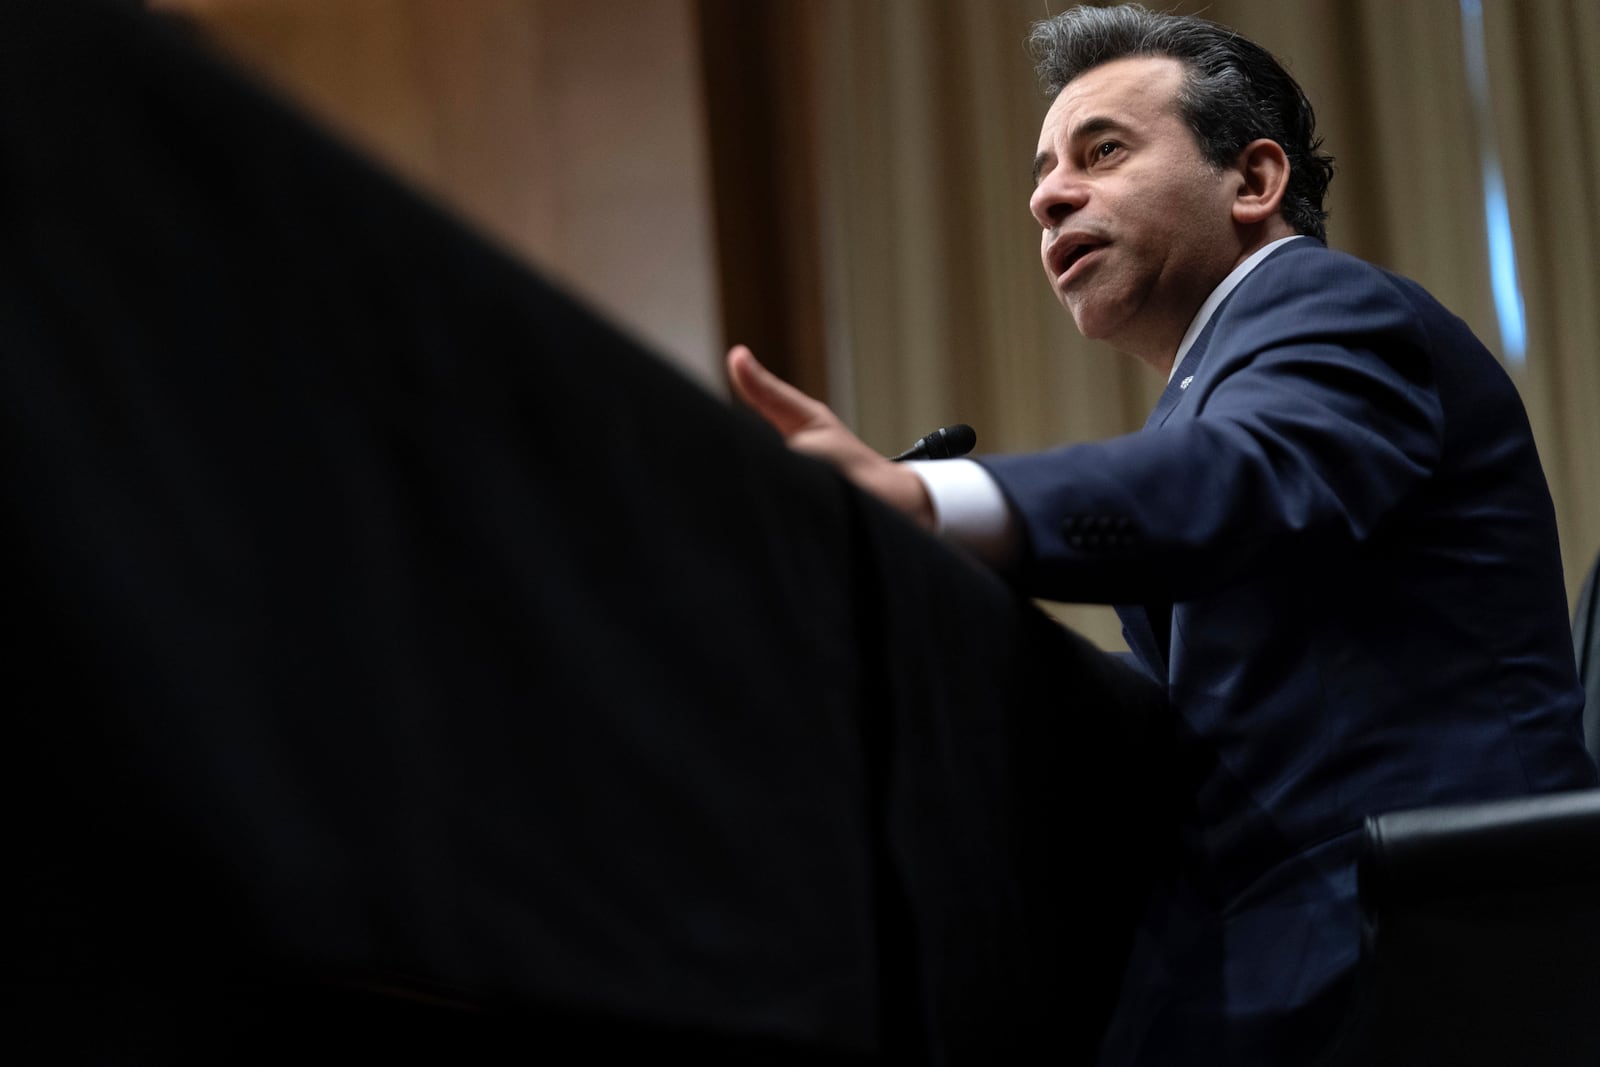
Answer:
1028, 3, 1334, 241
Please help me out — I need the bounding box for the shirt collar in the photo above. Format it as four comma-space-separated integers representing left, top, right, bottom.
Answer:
1167, 234, 1306, 382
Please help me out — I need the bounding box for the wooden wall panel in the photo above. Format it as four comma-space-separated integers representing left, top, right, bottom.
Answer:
153, 0, 724, 389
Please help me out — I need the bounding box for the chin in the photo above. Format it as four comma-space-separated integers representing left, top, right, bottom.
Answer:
1065, 303, 1117, 342
1065, 287, 1144, 347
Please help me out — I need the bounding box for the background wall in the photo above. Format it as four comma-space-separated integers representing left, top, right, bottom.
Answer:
152, 0, 1600, 651
154, 0, 725, 388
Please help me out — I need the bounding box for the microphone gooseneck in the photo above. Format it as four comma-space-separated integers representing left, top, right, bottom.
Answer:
892, 423, 977, 462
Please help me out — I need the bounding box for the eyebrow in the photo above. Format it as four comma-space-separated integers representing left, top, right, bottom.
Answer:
1032, 115, 1133, 185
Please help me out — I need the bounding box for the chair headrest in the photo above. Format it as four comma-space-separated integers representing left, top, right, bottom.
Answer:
1361, 788, 1600, 910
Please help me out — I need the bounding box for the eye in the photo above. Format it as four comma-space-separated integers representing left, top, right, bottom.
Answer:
1092, 140, 1122, 162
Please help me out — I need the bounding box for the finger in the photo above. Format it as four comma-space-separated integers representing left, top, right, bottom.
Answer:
726, 344, 831, 437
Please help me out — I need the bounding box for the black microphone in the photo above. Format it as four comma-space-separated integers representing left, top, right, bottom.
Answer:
892, 423, 977, 462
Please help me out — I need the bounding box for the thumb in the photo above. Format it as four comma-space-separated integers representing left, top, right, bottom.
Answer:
726, 344, 832, 437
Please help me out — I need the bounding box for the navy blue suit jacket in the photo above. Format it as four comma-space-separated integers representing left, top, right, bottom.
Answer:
981, 238, 1597, 1063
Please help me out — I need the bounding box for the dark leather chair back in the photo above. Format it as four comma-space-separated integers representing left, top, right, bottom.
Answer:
1322, 790, 1600, 1066
1574, 555, 1600, 763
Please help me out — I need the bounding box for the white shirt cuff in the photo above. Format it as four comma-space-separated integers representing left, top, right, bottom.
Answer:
907, 458, 1019, 567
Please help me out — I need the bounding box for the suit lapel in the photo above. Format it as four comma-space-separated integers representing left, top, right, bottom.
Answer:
1121, 241, 1308, 672
1124, 322, 1224, 673
1145, 321, 1218, 430
1143, 372, 1191, 431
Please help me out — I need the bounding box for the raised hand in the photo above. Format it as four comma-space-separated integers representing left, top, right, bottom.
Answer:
727, 345, 935, 530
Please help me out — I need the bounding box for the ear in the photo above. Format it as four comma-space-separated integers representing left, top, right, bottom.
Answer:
1230, 137, 1290, 226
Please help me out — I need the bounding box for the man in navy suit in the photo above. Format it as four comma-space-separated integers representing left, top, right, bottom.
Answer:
728, 3, 1596, 1063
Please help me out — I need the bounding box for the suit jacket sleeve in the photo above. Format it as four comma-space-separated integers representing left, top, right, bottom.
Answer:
980, 245, 1447, 604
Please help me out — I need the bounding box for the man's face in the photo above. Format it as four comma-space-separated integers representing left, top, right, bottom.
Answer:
1030, 56, 1242, 368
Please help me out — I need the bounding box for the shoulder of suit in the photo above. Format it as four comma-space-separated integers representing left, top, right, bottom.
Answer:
1221, 238, 1426, 337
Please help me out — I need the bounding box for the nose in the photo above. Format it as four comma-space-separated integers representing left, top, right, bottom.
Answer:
1030, 169, 1083, 230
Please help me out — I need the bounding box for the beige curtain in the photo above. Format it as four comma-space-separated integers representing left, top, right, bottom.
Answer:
1483, 0, 1600, 606
807, 0, 1600, 648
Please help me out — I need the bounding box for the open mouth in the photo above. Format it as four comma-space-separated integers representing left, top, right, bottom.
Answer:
1053, 237, 1107, 281
1063, 243, 1093, 272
